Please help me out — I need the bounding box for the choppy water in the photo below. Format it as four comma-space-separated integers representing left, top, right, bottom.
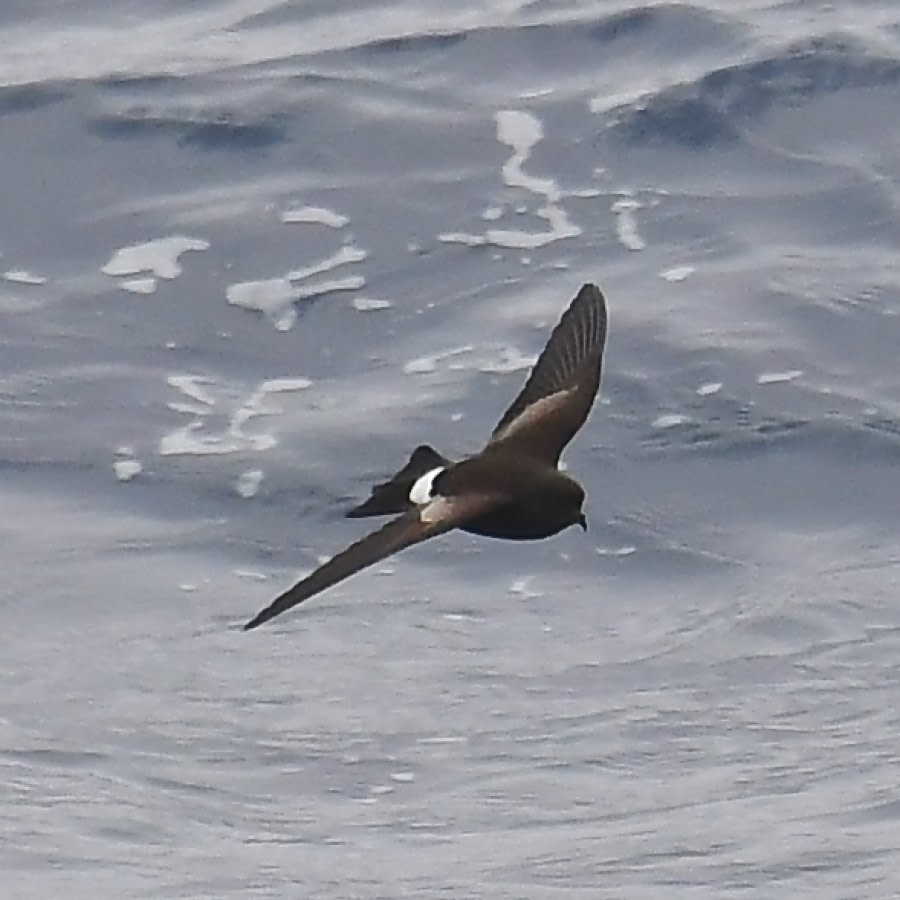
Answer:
3, 2, 900, 897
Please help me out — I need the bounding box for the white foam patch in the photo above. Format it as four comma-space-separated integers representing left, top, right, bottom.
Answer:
508, 576, 541, 598
120, 277, 158, 294
3, 269, 46, 285
403, 343, 533, 376
520, 87, 555, 100
259, 377, 314, 394
652, 413, 690, 429
233, 569, 268, 582
409, 467, 444, 505
102, 236, 209, 280
758, 369, 803, 385
114, 459, 142, 481
281, 206, 349, 229
294, 275, 365, 300
660, 265, 695, 282
611, 195, 646, 251
235, 469, 264, 498
285, 245, 367, 282
403, 346, 473, 375
697, 382, 723, 396
168, 374, 217, 408
352, 296, 392, 312
478, 346, 537, 374
590, 87, 654, 116
227, 245, 367, 331
438, 232, 486, 247
439, 109, 581, 251
113, 446, 142, 482
389, 771, 415, 784
159, 375, 313, 457
226, 278, 297, 332
595, 545, 637, 557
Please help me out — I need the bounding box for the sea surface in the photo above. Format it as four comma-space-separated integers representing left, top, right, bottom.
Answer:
2, 1, 900, 897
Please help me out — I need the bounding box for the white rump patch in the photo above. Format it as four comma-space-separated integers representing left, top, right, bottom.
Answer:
409, 467, 444, 506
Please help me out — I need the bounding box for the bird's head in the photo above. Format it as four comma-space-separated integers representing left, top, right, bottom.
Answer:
560, 478, 587, 532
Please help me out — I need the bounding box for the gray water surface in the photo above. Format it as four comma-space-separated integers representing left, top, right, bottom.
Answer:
2, 2, 900, 897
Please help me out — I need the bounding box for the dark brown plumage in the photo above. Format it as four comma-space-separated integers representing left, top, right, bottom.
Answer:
244, 283, 608, 630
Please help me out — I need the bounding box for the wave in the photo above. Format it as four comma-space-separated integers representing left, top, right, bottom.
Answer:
608, 33, 900, 147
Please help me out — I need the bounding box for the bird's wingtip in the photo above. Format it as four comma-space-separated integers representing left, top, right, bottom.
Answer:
242, 612, 266, 631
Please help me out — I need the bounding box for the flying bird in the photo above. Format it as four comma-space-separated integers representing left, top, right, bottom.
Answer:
244, 283, 608, 630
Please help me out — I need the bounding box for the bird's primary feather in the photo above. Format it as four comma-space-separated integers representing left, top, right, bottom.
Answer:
490, 283, 607, 463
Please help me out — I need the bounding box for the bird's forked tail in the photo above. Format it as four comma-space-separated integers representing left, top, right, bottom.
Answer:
346, 445, 449, 518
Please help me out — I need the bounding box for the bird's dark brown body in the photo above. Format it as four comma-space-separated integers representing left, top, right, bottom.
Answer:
244, 283, 608, 630
437, 453, 586, 540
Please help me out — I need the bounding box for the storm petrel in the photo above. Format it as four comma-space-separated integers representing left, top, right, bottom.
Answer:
244, 282, 608, 630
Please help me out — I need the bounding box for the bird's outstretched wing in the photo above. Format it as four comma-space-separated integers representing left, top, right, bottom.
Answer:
489, 283, 607, 463
243, 493, 500, 630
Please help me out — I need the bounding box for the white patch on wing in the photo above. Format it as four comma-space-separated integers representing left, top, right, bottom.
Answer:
419, 494, 454, 526
409, 467, 444, 506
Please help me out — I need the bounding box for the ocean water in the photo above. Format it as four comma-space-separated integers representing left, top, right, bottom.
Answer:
2, 1, 900, 897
